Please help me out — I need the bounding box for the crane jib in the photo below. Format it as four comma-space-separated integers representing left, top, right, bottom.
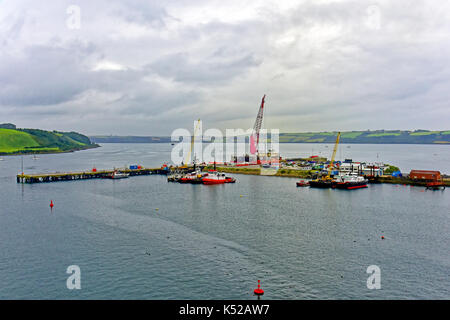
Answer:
327, 132, 341, 178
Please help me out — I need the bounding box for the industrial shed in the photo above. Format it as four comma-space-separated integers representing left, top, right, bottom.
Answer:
409, 170, 442, 182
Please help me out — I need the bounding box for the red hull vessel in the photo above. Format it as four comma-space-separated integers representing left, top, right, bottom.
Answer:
202, 171, 236, 185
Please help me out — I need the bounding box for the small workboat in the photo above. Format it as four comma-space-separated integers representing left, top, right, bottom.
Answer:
296, 180, 310, 187
107, 171, 130, 179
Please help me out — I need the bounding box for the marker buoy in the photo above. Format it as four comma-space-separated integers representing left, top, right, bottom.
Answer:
50, 200, 54, 209
381, 236, 385, 240
254, 280, 264, 296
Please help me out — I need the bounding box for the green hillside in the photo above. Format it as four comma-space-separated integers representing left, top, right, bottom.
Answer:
278, 130, 450, 144
0, 125, 98, 155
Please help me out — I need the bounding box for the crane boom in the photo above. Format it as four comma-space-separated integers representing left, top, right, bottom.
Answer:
327, 132, 341, 178
250, 95, 266, 155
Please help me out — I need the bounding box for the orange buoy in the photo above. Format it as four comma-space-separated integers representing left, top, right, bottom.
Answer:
381, 236, 385, 240
254, 280, 264, 296
50, 200, 54, 209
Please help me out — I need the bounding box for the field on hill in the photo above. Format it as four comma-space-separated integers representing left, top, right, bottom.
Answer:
0, 127, 98, 155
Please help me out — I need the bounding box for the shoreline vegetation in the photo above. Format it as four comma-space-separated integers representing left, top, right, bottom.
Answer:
0, 123, 99, 156
90, 129, 450, 145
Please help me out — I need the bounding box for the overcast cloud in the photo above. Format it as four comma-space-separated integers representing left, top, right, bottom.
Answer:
0, 0, 449, 135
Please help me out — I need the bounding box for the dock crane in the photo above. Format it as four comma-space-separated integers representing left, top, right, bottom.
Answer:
326, 132, 341, 179
250, 95, 266, 157
309, 132, 341, 188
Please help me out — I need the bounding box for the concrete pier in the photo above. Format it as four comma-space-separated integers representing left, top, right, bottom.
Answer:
16, 167, 175, 184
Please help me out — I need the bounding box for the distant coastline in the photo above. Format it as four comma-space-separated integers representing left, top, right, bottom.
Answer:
90, 130, 450, 145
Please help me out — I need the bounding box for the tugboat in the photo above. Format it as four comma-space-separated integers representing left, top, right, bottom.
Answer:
334, 173, 368, 190
201, 170, 236, 185
202, 171, 227, 185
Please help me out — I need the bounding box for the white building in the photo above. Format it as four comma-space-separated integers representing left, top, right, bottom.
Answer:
339, 162, 384, 177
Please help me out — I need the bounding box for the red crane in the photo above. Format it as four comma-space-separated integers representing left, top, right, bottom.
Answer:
250, 95, 266, 157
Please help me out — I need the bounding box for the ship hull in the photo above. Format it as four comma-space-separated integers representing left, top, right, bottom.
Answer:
309, 180, 335, 188
334, 181, 368, 190
202, 179, 226, 185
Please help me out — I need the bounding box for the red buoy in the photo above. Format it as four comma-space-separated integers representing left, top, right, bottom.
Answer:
50, 200, 54, 209
381, 236, 385, 240
254, 280, 264, 296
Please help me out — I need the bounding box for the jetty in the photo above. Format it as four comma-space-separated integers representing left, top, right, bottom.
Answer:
16, 166, 183, 184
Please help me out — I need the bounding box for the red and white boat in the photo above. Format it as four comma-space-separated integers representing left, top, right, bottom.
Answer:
202, 170, 235, 185
334, 173, 368, 190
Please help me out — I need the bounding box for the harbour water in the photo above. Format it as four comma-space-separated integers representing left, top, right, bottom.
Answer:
0, 143, 449, 299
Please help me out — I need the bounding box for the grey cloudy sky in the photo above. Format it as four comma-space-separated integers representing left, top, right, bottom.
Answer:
0, 0, 449, 135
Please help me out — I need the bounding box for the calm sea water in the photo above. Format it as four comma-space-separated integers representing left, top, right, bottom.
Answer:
0, 143, 449, 299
